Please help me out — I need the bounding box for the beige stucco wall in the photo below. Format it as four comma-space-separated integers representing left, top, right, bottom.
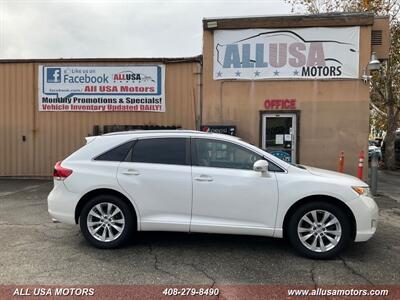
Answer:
0, 21, 376, 178
202, 26, 372, 177
0, 60, 200, 176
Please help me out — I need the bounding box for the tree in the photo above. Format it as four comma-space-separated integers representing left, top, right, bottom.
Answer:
286, 0, 400, 170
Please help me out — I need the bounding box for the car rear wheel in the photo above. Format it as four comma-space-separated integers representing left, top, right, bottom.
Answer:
80, 195, 134, 248
287, 201, 352, 259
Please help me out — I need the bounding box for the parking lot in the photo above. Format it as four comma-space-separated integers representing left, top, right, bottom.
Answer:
0, 173, 399, 286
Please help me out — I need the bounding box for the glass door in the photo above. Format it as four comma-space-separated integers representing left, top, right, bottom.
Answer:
262, 113, 297, 163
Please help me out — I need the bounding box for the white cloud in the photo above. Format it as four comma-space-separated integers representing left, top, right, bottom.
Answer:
0, 0, 292, 58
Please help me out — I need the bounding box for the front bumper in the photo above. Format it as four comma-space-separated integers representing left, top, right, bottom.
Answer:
47, 180, 80, 225
347, 195, 379, 242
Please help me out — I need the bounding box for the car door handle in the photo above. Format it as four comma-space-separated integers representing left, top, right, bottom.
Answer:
121, 169, 140, 176
194, 175, 213, 182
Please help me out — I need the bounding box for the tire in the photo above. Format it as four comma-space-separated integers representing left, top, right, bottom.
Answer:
287, 201, 352, 259
79, 194, 135, 249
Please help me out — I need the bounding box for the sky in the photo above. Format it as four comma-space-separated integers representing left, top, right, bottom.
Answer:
0, 0, 294, 59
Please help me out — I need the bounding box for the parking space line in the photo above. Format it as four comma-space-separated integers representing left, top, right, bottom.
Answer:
0, 182, 51, 198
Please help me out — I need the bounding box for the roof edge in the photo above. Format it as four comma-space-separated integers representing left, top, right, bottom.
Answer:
0, 55, 203, 64
203, 12, 375, 30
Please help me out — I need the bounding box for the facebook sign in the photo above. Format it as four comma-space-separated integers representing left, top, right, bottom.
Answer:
46, 68, 61, 83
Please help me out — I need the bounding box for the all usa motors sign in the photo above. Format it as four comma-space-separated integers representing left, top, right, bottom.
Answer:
39, 65, 165, 112
214, 27, 359, 80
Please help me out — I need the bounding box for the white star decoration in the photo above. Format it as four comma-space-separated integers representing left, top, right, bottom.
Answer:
215, 69, 306, 78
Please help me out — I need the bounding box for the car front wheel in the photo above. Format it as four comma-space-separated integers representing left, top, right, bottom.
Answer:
80, 195, 134, 248
287, 201, 352, 259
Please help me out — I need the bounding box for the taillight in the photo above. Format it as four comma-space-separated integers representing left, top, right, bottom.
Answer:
53, 161, 73, 180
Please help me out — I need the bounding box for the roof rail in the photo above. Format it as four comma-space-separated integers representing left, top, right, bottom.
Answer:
102, 129, 206, 136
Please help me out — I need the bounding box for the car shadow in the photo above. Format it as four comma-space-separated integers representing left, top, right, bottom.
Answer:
130, 231, 294, 254
75, 229, 373, 262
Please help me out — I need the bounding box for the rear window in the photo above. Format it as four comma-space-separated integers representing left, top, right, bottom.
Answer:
131, 138, 188, 165
95, 141, 134, 162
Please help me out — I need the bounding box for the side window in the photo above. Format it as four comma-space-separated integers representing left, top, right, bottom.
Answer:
95, 141, 135, 162
268, 162, 284, 172
193, 139, 262, 170
131, 138, 188, 165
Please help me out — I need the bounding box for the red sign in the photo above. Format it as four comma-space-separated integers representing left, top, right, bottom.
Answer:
264, 98, 296, 110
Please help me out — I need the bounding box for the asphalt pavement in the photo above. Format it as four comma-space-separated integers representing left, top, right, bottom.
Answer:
376, 170, 400, 202
0, 174, 399, 286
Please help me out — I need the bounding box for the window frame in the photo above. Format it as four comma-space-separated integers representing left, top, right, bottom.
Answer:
93, 140, 136, 162
191, 137, 284, 172
128, 136, 191, 166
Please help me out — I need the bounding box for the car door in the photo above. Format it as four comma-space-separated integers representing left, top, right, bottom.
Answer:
190, 138, 279, 236
117, 137, 192, 232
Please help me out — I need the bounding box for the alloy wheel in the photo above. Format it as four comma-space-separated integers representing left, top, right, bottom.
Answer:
297, 209, 342, 253
87, 202, 126, 242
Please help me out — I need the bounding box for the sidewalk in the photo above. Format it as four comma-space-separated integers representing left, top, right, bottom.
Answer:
373, 170, 400, 202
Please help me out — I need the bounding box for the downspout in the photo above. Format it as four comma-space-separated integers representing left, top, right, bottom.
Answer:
195, 60, 203, 130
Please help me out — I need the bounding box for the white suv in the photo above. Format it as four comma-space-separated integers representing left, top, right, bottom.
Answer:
48, 130, 378, 259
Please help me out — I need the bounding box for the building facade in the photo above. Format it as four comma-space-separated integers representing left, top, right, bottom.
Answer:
0, 58, 201, 176
201, 13, 389, 177
0, 13, 389, 177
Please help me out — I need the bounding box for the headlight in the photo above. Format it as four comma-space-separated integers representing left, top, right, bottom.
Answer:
352, 186, 371, 197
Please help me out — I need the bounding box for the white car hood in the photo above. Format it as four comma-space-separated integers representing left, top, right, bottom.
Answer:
304, 166, 367, 186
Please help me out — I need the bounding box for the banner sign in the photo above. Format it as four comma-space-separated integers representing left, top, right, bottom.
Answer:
39, 65, 165, 112
214, 27, 359, 80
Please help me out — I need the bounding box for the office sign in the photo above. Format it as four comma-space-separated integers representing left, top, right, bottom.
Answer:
39, 65, 165, 112
264, 98, 296, 110
214, 27, 359, 80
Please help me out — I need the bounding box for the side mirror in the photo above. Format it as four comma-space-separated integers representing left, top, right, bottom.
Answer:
253, 160, 269, 173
